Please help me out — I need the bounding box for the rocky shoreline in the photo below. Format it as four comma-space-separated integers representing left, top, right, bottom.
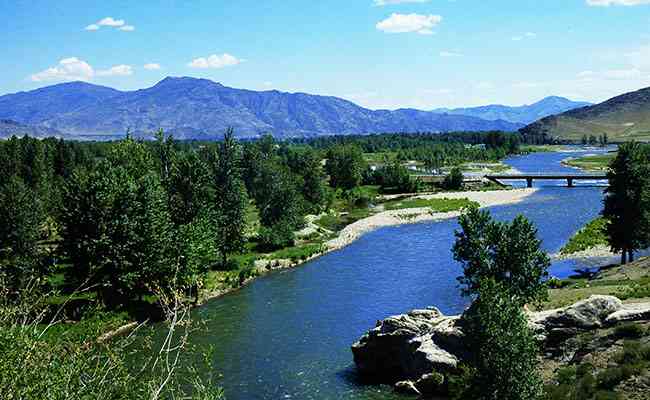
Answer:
351, 295, 650, 397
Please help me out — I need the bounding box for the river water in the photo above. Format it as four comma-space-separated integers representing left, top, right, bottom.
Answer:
166, 149, 610, 400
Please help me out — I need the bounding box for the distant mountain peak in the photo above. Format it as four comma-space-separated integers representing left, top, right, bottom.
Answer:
521, 85, 650, 142
433, 96, 592, 124
0, 79, 524, 140
154, 76, 223, 87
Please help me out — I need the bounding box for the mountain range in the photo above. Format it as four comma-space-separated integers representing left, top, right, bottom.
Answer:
0, 77, 589, 140
521, 87, 650, 142
433, 96, 591, 125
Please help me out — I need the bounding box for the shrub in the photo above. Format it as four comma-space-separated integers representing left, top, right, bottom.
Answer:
257, 221, 295, 251
596, 366, 634, 390
614, 323, 646, 339
593, 391, 621, 400
555, 366, 577, 385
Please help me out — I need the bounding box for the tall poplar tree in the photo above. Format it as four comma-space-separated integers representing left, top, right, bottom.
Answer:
214, 128, 249, 267
603, 142, 650, 264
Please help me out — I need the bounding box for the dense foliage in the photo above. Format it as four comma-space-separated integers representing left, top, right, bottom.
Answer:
453, 206, 551, 305
603, 142, 650, 264
454, 279, 543, 400
451, 208, 550, 400
0, 130, 526, 397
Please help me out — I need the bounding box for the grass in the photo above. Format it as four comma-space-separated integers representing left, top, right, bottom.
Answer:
269, 243, 326, 262
560, 217, 609, 255
383, 197, 478, 212
536, 257, 650, 311
563, 153, 616, 171
520, 145, 568, 153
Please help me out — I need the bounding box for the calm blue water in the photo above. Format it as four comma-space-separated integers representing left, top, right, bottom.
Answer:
171, 149, 609, 400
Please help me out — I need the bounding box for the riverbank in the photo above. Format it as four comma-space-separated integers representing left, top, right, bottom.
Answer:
326, 189, 536, 251
561, 152, 615, 171
200, 188, 538, 304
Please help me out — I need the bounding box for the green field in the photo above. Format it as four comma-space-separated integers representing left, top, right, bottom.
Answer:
383, 197, 478, 212
563, 153, 615, 171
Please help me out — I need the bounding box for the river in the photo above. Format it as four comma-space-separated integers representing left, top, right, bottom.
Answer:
162, 148, 610, 400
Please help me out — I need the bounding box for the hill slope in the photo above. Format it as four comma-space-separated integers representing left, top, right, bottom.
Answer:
0, 77, 522, 139
434, 96, 591, 125
521, 87, 650, 142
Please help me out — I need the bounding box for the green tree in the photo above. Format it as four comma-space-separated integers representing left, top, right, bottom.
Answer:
454, 278, 543, 400
167, 150, 215, 226
373, 161, 420, 193
255, 161, 303, 250
603, 142, 650, 264
325, 145, 366, 190
285, 147, 328, 213
453, 206, 550, 305
107, 135, 156, 178
60, 163, 174, 306
0, 176, 45, 293
443, 167, 464, 190
213, 129, 249, 266
176, 210, 219, 303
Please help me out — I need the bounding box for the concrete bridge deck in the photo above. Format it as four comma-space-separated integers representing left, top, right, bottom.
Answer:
486, 173, 608, 188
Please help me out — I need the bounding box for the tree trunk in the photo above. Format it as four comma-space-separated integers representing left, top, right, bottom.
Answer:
629, 250, 635, 263
621, 250, 628, 265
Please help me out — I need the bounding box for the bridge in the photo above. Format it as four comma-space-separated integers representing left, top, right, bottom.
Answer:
485, 173, 608, 188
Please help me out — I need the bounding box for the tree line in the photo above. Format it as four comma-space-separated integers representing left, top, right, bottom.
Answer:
0, 130, 523, 311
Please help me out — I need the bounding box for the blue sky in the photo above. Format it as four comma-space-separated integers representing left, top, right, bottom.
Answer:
1, 0, 650, 109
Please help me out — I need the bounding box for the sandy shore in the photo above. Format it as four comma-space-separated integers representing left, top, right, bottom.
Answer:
325, 188, 537, 251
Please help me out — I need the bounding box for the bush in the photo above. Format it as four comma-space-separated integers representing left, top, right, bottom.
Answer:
596, 367, 631, 390
547, 277, 572, 289
593, 391, 621, 400
614, 323, 646, 339
257, 221, 295, 251
614, 340, 650, 364
343, 187, 375, 209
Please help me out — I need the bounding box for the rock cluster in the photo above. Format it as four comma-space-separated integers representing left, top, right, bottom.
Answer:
351, 295, 650, 396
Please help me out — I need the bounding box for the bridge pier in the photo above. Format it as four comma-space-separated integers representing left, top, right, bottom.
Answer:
526, 178, 533, 188
568, 178, 574, 188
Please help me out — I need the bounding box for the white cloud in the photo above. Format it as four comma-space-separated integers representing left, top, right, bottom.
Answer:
440, 51, 462, 57
31, 57, 94, 82
85, 17, 134, 31
376, 13, 442, 35
187, 53, 243, 69
96, 64, 133, 77
31, 58, 133, 82
143, 63, 161, 70
373, 0, 431, 5
512, 32, 536, 41
586, 0, 650, 6
97, 17, 125, 27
